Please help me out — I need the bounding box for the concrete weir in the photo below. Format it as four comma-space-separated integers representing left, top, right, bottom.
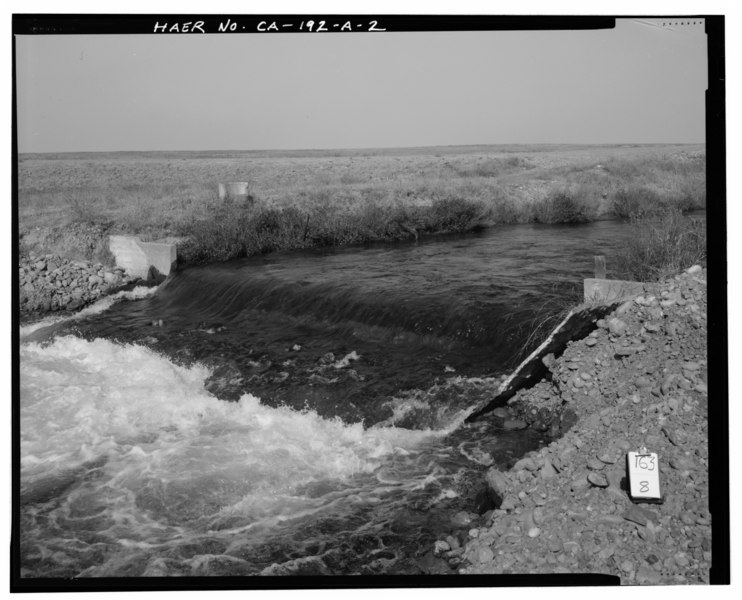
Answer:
108, 235, 178, 281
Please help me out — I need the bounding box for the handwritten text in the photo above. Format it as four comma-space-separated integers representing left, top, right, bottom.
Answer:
153, 19, 387, 33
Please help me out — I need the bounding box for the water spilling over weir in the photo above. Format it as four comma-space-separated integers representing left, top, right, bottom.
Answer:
19, 219, 655, 577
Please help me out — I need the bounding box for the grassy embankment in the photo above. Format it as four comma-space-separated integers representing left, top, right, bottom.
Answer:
18, 144, 706, 273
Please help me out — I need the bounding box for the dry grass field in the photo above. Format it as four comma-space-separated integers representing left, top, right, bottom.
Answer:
17, 143, 705, 265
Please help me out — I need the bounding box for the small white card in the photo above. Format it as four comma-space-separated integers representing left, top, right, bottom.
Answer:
627, 450, 662, 502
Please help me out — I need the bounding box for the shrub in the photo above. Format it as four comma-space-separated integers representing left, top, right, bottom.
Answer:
68, 191, 106, 224
452, 159, 502, 178
615, 208, 706, 282
532, 189, 593, 224
675, 175, 707, 211
600, 159, 642, 179
612, 185, 664, 219
178, 202, 251, 262
505, 156, 534, 169
362, 203, 410, 239
489, 193, 523, 224
248, 206, 307, 253
426, 197, 490, 232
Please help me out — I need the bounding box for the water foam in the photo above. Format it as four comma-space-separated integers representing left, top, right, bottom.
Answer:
19, 285, 158, 341
20, 334, 465, 576
20, 335, 446, 510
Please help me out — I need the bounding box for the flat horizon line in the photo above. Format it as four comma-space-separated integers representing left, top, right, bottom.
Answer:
18, 141, 706, 157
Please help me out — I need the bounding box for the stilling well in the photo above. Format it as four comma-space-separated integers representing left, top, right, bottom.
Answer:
218, 182, 251, 203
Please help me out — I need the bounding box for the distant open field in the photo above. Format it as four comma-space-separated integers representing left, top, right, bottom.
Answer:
17, 143, 705, 264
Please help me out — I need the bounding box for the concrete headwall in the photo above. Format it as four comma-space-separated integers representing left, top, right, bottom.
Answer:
109, 235, 177, 280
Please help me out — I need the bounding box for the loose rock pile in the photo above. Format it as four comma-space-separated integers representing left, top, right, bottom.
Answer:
19, 252, 140, 314
436, 266, 710, 584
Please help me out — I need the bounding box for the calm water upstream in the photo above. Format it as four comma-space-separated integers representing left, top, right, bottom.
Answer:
18, 218, 696, 577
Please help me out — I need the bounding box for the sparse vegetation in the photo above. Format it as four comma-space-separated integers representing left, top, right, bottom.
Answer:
17, 144, 706, 264
615, 208, 707, 282
511, 284, 584, 365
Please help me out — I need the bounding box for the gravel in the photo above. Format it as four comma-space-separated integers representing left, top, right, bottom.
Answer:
435, 266, 710, 584
18, 252, 141, 315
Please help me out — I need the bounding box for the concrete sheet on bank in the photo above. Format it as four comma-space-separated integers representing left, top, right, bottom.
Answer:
466, 302, 620, 422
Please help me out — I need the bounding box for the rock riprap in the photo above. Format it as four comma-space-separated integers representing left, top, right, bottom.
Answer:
434, 266, 710, 585
19, 252, 140, 314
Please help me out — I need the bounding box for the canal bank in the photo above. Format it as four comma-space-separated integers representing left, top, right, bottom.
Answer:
18, 251, 145, 316
426, 265, 711, 584
17, 216, 713, 580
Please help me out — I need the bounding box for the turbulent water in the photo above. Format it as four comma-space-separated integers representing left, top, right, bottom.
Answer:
18, 218, 682, 577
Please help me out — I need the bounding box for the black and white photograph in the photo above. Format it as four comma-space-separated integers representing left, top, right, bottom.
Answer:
11, 8, 729, 591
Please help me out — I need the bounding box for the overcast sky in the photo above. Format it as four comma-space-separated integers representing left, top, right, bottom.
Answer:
14, 17, 708, 152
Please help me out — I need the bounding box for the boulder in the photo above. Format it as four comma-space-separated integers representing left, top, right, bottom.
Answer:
485, 468, 509, 499
608, 318, 627, 336
103, 272, 122, 286
204, 362, 245, 402
540, 459, 557, 480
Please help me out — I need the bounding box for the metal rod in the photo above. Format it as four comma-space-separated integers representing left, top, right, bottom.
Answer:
594, 255, 606, 279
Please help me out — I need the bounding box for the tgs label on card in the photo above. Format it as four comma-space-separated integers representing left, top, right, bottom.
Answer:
627, 450, 662, 502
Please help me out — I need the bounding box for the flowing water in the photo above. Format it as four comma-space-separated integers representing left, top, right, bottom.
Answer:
18, 219, 683, 577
